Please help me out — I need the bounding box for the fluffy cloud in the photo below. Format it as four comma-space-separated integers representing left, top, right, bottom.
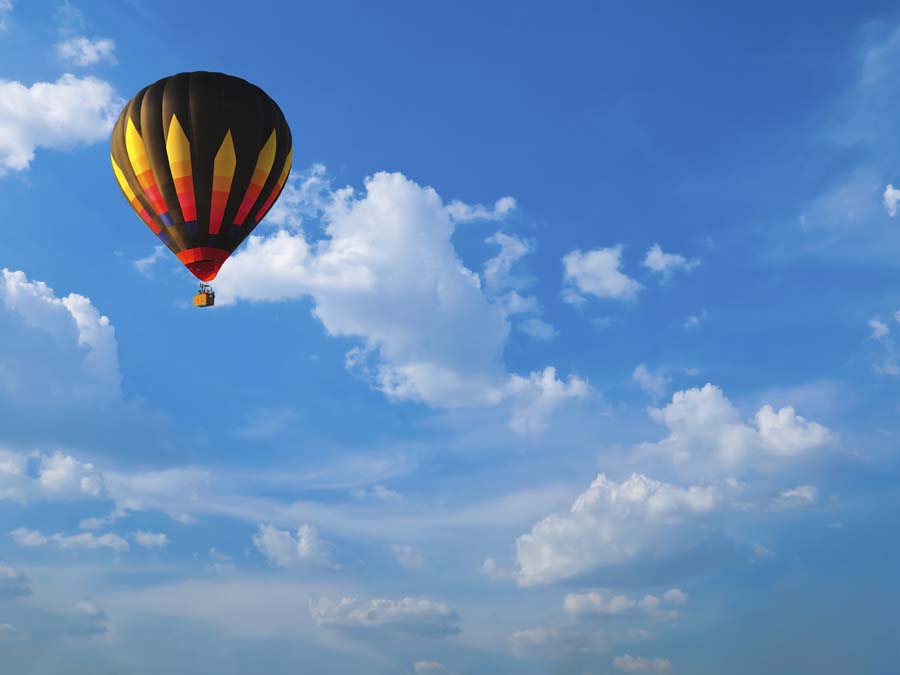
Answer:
132, 531, 169, 549
507, 367, 590, 435
214, 169, 581, 432
0, 269, 120, 403
252, 524, 334, 568
10, 528, 128, 553
0, 449, 106, 503
309, 596, 460, 637
515, 473, 718, 586
613, 655, 672, 673
518, 317, 557, 341
641, 244, 698, 278
0, 75, 120, 173
642, 384, 835, 475
562, 246, 642, 302
0, 563, 31, 599
56, 36, 116, 66
870, 317, 890, 340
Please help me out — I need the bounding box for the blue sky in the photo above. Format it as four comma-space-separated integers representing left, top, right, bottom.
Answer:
1, 1, 899, 673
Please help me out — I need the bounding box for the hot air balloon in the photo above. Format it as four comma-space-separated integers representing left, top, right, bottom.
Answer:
110, 72, 292, 307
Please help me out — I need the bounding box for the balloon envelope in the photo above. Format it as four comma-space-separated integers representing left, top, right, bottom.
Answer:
110, 71, 292, 281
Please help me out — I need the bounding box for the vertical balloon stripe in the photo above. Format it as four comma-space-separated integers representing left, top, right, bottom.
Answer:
125, 118, 171, 223
111, 155, 161, 234
209, 130, 236, 235
234, 129, 277, 226
254, 148, 292, 223
165, 114, 197, 222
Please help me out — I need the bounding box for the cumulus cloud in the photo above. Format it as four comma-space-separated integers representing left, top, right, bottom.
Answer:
10, 528, 128, 553
632, 364, 671, 400
507, 367, 590, 435
613, 655, 672, 673
641, 383, 835, 475
214, 169, 580, 432
562, 246, 642, 302
309, 596, 460, 637
0, 563, 31, 599
132, 531, 168, 549
0, 269, 120, 403
56, 36, 116, 66
0, 75, 120, 173
252, 524, 334, 568
642, 244, 699, 278
0, 449, 106, 503
515, 473, 718, 586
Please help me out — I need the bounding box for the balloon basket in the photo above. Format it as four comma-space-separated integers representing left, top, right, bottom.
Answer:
193, 283, 215, 308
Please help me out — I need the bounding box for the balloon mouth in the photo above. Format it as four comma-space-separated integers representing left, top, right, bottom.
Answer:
177, 247, 231, 282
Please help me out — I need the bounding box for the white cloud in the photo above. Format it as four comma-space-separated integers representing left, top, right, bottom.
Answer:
132, 531, 169, 549
684, 311, 707, 330
562, 246, 642, 302
518, 317, 558, 341
9, 528, 46, 547
613, 655, 672, 673
641, 383, 835, 476
483, 232, 531, 292
56, 36, 116, 66
0, 449, 106, 503
0, 0, 12, 30
507, 367, 590, 435
562, 587, 687, 621
10, 528, 128, 552
0, 75, 120, 173
309, 596, 460, 637
870, 317, 890, 340
133, 246, 167, 278
771, 484, 819, 509
216, 172, 509, 408
479, 557, 515, 581
214, 169, 579, 431
632, 364, 671, 400
0, 269, 120, 402
446, 195, 516, 222
642, 244, 698, 278
884, 184, 900, 217
0, 563, 31, 599
234, 407, 299, 440
414, 661, 450, 674
515, 473, 718, 586
391, 544, 425, 570
252, 524, 334, 568
207, 548, 235, 574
